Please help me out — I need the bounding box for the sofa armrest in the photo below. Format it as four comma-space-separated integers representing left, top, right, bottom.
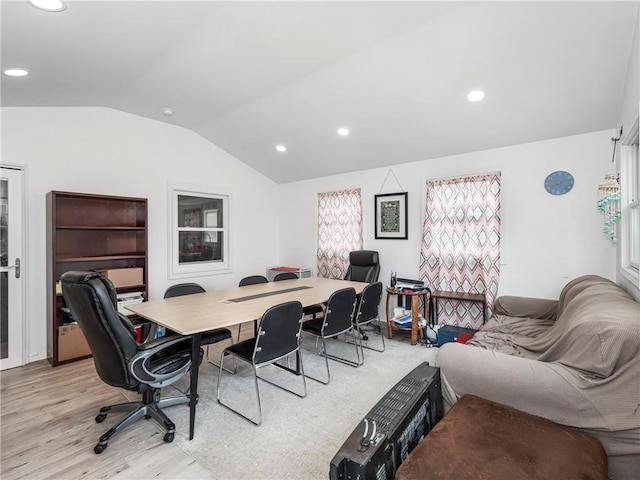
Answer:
492, 295, 558, 320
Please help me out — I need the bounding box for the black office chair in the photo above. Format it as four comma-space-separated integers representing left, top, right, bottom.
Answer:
352, 281, 385, 357
274, 271, 299, 281
301, 287, 361, 383
237, 275, 269, 339
60, 271, 196, 454
163, 283, 234, 371
344, 250, 380, 282
217, 301, 307, 425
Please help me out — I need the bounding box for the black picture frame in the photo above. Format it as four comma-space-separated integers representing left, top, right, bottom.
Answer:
375, 192, 408, 239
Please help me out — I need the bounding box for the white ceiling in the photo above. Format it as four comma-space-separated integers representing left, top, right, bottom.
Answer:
2, 1, 638, 183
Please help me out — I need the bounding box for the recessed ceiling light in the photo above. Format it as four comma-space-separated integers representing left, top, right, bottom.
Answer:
276, 145, 287, 152
27, 0, 67, 12
3, 68, 29, 77
161, 107, 174, 116
337, 127, 350, 136
467, 90, 485, 102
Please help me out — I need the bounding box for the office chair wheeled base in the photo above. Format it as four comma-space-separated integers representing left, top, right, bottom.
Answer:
92, 389, 190, 454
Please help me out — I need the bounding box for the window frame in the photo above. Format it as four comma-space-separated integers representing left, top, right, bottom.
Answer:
620, 114, 640, 286
168, 182, 231, 279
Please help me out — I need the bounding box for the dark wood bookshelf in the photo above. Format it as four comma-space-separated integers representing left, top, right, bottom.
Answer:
46, 191, 148, 366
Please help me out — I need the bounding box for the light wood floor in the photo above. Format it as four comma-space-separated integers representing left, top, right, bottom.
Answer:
1, 355, 223, 480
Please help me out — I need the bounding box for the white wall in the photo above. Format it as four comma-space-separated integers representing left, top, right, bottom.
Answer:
0, 107, 625, 365
2, 107, 281, 363
279, 130, 617, 301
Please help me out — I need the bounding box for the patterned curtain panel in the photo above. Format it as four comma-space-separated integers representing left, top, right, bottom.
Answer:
317, 188, 363, 279
419, 173, 501, 329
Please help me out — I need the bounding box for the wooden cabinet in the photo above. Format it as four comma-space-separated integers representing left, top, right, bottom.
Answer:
46, 191, 148, 366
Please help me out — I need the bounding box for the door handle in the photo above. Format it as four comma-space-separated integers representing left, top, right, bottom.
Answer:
1, 258, 20, 278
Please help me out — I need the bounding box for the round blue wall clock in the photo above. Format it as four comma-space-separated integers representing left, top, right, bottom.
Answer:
544, 170, 575, 195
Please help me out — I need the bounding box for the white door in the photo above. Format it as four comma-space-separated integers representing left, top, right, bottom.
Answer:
0, 166, 25, 370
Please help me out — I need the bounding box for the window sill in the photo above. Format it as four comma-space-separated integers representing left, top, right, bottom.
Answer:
620, 265, 640, 289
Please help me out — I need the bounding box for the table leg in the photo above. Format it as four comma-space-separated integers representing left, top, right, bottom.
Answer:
410, 295, 419, 345
386, 292, 393, 339
189, 332, 201, 440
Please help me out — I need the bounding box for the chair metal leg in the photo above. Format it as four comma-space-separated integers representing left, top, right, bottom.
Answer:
358, 322, 386, 352
257, 351, 307, 399
302, 329, 361, 383
217, 349, 307, 426
206, 340, 237, 373
327, 328, 363, 366
345, 321, 386, 359
301, 335, 331, 384
217, 353, 263, 425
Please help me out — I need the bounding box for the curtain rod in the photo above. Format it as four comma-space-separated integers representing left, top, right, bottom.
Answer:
425, 170, 501, 184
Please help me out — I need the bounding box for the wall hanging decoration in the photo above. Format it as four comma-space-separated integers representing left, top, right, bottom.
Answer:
375, 192, 408, 239
376, 169, 407, 239
597, 127, 623, 245
597, 173, 621, 244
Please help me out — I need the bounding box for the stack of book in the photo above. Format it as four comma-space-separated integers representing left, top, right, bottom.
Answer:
116, 291, 144, 315
393, 313, 413, 328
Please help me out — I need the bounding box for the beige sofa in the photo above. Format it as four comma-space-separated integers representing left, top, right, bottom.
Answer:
436, 275, 640, 480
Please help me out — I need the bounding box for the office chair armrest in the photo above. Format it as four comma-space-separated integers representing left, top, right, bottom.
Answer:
130, 335, 193, 388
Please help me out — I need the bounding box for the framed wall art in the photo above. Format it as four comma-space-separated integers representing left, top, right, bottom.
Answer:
375, 192, 408, 239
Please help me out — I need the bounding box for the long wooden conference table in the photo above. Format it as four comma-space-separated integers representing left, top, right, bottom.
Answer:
126, 277, 367, 439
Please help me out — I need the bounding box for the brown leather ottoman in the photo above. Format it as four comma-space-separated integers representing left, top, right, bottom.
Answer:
396, 394, 607, 480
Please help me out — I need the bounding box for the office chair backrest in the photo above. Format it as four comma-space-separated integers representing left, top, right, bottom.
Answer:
61, 271, 139, 390
239, 275, 268, 286
323, 287, 357, 337
253, 301, 303, 365
355, 282, 383, 324
274, 272, 299, 281
164, 283, 205, 298
344, 250, 380, 283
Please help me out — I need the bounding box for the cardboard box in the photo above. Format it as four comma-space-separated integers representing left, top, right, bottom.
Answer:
58, 324, 91, 362
99, 267, 143, 288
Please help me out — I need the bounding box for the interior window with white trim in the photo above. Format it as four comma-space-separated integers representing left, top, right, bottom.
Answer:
169, 186, 230, 278
621, 117, 639, 283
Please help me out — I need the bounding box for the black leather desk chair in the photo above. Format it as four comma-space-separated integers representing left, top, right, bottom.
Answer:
344, 250, 380, 283
61, 271, 196, 454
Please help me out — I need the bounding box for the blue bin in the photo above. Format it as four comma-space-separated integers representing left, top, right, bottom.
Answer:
437, 325, 478, 347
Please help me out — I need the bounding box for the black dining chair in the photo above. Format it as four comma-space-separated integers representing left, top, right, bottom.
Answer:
163, 283, 234, 371
237, 275, 269, 339
352, 281, 385, 358
217, 300, 307, 425
274, 271, 299, 281
301, 287, 361, 383
239, 275, 269, 286
60, 271, 196, 454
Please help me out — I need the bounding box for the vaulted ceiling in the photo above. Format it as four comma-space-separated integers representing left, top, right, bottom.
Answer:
2, 1, 638, 183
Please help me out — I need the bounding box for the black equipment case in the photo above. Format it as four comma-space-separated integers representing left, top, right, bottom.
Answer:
329, 362, 443, 480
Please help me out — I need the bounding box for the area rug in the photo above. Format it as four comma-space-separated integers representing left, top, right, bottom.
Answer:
170, 332, 438, 479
